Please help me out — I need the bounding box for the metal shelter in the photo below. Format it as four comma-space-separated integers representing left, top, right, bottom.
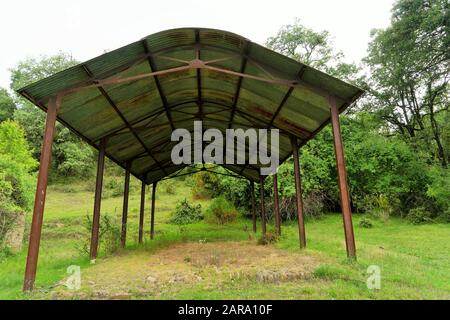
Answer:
18, 28, 364, 291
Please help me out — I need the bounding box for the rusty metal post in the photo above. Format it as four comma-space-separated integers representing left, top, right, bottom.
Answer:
250, 181, 257, 233
329, 96, 356, 259
150, 181, 157, 239
259, 175, 267, 238
89, 138, 107, 262
273, 173, 281, 236
138, 181, 146, 244
120, 162, 131, 248
290, 136, 306, 249
23, 96, 59, 291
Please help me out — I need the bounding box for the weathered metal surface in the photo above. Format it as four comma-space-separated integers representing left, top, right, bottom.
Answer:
121, 163, 131, 248
250, 181, 257, 233
330, 96, 356, 259
259, 175, 267, 238
90, 137, 107, 261
291, 136, 306, 249
17, 28, 364, 184
273, 173, 281, 236
138, 181, 146, 244
23, 96, 59, 291
150, 182, 157, 239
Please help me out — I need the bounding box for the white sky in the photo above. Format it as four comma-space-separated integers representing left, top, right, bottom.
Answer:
0, 0, 394, 90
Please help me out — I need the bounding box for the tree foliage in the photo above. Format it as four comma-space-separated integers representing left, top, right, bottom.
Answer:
198, 7, 449, 222
266, 18, 361, 82
0, 121, 36, 212
0, 88, 16, 122
364, 0, 449, 166
10, 52, 95, 178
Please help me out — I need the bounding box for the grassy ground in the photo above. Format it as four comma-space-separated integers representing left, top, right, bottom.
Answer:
0, 177, 449, 300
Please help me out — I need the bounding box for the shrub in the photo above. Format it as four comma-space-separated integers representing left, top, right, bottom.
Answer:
0, 121, 35, 251
426, 166, 450, 218
407, 207, 434, 225
78, 213, 121, 257
170, 199, 203, 225
205, 196, 238, 224
257, 232, 278, 245
0, 205, 21, 251
213, 174, 251, 208
54, 140, 94, 177
104, 176, 124, 198
359, 218, 373, 228
357, 194, 394, 222
161, 180, 176, 195
0, 120, 37, 172
191, 171, 220, 199
303, 190, 326, 218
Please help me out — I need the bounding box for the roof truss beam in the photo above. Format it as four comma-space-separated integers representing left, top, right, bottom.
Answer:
141, 40, 176, 131
228, 41, 249, 129
81, 65, 168, 176
61, 59, 352, 105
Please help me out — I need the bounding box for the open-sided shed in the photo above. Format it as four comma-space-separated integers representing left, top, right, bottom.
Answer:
18, 28, 364, 291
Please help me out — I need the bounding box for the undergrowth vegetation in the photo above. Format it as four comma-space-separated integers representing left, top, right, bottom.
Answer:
170, 199, 203, 225
205, 196, 239, 225
78, 213, 121, 257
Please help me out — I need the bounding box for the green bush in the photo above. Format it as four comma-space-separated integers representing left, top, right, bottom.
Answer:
54, 141, 94, 177
257, 232, 279, 245
169, 199, 203, 225
103, 176, 124, 198
0, 205, 21, 251
78, 213, 121, 257
356, 194, 394, 222
426, 166, 450, 219
205, 196, 239, 224
161, 180, 176, 195
0, 121, 35, 250
0, 121, 35, 211
407, 207, 434, 225
196, 114, 449, 224
359, 218, 373, 228
191, 171, 221, 199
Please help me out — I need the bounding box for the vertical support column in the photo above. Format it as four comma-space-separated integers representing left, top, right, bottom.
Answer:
250, 181, 257, 233
23, 96, 59, 291
150, 181, 157, 240
120, 162, 131, 248
89, 137, 107, 262
290, 136, 306, 249
138, 181, 146, 244
329, 95, 356, 259
259, 175, 267, 238
273, 173, 281, 236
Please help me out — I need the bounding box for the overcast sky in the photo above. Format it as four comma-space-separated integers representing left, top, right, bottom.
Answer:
0, 0, 395, 90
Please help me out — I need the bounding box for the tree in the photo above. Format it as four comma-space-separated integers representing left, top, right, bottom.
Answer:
0, 120, 37, 172
0, 121, 36, 250
0, 121, 36, 212
364, 0, 449, 166
10, 52, 78, 90
0, 88, 16, 122
266, 18, 361, 82
10, 52, 95, 178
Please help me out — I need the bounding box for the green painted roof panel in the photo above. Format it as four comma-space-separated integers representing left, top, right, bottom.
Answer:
18, 28, 364, 184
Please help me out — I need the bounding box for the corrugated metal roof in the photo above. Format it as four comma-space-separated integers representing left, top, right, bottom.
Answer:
17, 27, 364, 184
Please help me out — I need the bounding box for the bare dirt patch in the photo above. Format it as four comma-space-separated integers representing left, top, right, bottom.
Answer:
49, 241, 322, 299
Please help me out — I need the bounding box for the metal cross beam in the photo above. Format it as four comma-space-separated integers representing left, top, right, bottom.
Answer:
228, 41, 249, 129
81, 65, 168, 176
141, 40, 176, 131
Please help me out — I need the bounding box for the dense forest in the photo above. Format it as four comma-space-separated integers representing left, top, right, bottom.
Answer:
0, 0, 448, 250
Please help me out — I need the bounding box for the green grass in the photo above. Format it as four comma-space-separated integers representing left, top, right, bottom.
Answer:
0, 177, 449, 299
